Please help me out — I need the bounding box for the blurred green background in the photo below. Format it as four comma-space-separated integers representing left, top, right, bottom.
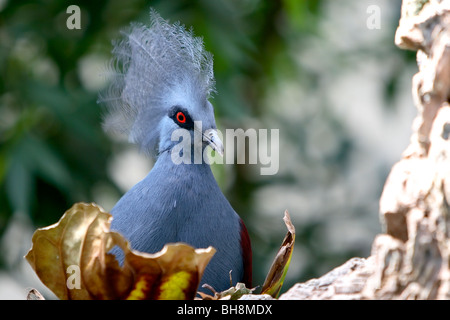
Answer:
0, 0, 417, 298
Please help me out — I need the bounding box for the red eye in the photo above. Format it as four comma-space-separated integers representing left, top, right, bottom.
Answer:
176, 111, 186, 124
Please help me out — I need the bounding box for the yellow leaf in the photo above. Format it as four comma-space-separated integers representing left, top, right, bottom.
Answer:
25, 202, 215, 300
158, 271, 191, 300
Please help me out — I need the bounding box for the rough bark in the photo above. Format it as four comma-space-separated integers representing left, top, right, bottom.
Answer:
274, 0, 450, 300
278, 257, 375, 300
363, 0, 450, 300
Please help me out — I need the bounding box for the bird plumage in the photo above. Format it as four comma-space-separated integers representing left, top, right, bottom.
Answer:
99, 10, 251, 293
99, 10, 215, 157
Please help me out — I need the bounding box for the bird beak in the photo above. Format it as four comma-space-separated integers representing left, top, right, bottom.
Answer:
203, 129, 224, 156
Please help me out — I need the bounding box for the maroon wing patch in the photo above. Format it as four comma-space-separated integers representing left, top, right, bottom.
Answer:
239, 218, 252, 288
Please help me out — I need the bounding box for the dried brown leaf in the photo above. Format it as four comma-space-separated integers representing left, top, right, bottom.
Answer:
25, 202, 215, 300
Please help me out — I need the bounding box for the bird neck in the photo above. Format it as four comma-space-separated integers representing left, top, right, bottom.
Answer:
158, 141, 212, 167
155, 147, 214, 178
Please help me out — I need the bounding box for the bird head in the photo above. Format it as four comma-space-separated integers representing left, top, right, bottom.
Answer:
159, 99, 224, 157
99, 10, 222, 159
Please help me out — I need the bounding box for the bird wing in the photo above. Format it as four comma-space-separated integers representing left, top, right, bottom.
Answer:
239, 218, 252, 288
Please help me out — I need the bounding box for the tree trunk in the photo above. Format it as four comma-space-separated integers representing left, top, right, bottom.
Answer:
278, 0, 450, 300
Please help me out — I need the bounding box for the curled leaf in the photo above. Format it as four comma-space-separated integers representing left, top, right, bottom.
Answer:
25, 202, 215, 300
261, 210, 295, 298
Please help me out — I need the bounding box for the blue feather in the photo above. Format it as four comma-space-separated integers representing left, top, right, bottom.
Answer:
99, 9, 251, 294
110, 151, 244, 291
99, 9, 215, 157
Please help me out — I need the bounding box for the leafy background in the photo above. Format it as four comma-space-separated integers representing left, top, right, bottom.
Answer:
0, 0, 416, 298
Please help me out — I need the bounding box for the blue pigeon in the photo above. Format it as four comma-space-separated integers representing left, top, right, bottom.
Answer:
99, 10, 252, 293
